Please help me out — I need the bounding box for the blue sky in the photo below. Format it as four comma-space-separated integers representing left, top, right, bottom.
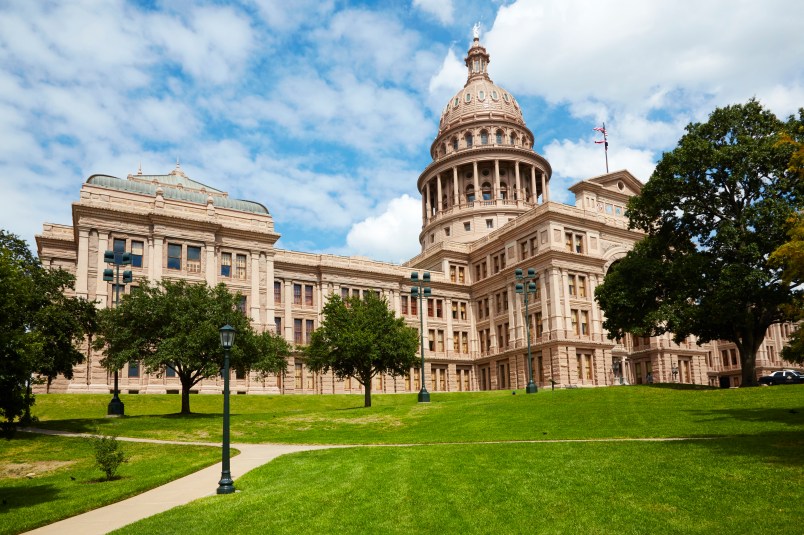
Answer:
1, 0, 802, 263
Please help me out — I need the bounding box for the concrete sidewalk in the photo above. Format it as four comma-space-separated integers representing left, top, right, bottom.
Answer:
21, 430, 331, 535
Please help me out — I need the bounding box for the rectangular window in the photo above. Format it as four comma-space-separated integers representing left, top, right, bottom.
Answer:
401, 295, 409, 315
577, 354, 583, 379
293, 284, 302, 305
464, 222, 471, 231
568, 275, 576, 297
235, 254, 247, 279
128, 361, 140, 378
535, 312, 543, 337
275, 317, 282, 333
294, 363, 302, 389
437, 330, 444, 352
113, 238, 126, 253
462, 332, 468, 353
305, 285, 313, 306
187, 246, 201, 273
305, 319, 314, 344
486, 219, 494, 229
294, 319, 303, 344
460, 302, 467, 320
165, 365, 175, 378
237, 296, 247, 314
428, 298, 434, 318
221, 252, 232, 277
274, 281, 282, 303
411, 297, 417, 316
571, 309, 579, 335
458, 267, 465, 283
530, 237, 538, 256
436, 299, 443, 318
581, 310, 589, 335
450, 265, 456, 282
453, 331, 460, 352
578, 276, 587, 298
475, 264, 482, 281
428, 329, 435, 351
167, 243, 182, 270
520, 241, 528, 259
131, 240, 143, 268
341, 287, 349, 300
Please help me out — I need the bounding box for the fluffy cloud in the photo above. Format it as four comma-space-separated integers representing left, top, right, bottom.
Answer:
346, 195, 422, 263
413, 0, 455, 25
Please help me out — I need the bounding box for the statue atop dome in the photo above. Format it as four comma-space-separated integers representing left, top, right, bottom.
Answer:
472, 22, 480, 40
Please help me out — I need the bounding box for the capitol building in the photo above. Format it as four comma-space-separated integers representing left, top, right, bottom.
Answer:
36, 36, 795, 395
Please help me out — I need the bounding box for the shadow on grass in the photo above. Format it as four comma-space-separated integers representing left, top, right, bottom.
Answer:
34, 412, 222, 434
687, 406, 804, 427
688, 430, 804, 467
0, 483, 60, 511
642, 383, 718, 390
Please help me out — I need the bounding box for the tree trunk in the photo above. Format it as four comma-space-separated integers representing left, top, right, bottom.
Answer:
180, 376, 193, 414
738, 328, 764, 387
364, 379, 372, 408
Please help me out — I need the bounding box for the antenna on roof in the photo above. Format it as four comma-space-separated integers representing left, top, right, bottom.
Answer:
137, 161, 142, 175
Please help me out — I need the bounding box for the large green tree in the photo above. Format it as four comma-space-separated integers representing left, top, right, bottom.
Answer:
95, 279, 289, 414
596, 100, 803, 386
0, 231, 94, 437
305, 292, 419, 407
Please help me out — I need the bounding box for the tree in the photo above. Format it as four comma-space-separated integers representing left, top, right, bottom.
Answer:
595, 100, 803, 386
94, 279, 288, 414
305, 292, 419, 407
0, 231, 93, 436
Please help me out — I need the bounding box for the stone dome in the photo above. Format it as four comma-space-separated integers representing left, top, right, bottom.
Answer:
438, 37, 526, 133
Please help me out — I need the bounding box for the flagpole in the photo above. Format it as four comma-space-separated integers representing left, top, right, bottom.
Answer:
603, 121, 609, 173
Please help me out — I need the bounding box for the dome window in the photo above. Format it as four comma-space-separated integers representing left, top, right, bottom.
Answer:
510, 133, 517, 145
491, 90, 499, 101
496, 130, 503, 144
499, 183, 508, 200
478, 90, 486, 101
466, 185, 475, 203
481, 182, 492, 201
452, 137, 458, 151
503, 93, 510, 103
482, 168, 490, 177
480, 130, 489, 145
465, 133, 473, 148
453, 97, 459, 108
464, 93, 472, 103
465, 171, 472, 179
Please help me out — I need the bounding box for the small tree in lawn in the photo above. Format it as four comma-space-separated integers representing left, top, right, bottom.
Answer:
95, 279, 289, 414
305, 292, 419, 408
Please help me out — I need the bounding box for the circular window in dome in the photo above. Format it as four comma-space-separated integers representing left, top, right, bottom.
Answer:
478, 90, 485, 101
491, 90, 499, 101
482, 169, 490, 177
465, 93, 472, 103
503, 93, 511, 103
500, 169, 506, 176
465, 172, 472, 179
453, 97, 459, 108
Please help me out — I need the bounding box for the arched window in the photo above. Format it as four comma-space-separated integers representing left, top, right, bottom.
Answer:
465, 133, 473, 148
466, 184, 476, 203
452, 137, 458, 151
441, 143, 446, 156
510, 133, 517, 146
496, 130, 503, 144
480, 130, 489, 145
481, 182, 492, 201
442, 195, 449, 210
499, 182, 508, 200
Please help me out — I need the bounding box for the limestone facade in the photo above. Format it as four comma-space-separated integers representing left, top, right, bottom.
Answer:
35, 37, 797, 395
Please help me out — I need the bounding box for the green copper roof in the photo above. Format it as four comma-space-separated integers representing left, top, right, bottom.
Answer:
86, 174, 269, 215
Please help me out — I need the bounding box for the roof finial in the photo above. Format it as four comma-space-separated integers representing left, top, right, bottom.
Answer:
137, 161, 142, 175
472, 22, 480, 40
176, 157, 181, 169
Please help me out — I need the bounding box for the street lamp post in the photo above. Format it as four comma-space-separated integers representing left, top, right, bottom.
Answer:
410, 271, 431, 403
103, 249, 132, 417
217, 324, 236, 495
515, 268, 538, 394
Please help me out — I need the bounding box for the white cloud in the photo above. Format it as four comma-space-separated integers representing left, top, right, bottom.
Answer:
413, 0, 455, 25
427, 47, 465, 113
346, 195, 422, 263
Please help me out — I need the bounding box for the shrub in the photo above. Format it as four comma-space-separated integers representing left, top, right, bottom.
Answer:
90, 433, 128, 480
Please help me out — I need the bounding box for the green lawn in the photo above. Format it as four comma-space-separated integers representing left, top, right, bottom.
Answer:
114, 433, 804, 535
17, 386, 804, 534
31, 385, 804, 444
0, 433, 221, 535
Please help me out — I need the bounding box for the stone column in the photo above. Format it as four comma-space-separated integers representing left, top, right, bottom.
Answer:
95, 230, 109, 306
561, 269, 571, 336
445, 298, 454, 356
531, 166, 537, 204
452, 166, 459, 206
514, 162, 521, 202
152, 236, 163, 282
549, 268, 563, 335
589, 274, 602, 341
542, 171, 549, 202
425, 180, 432, 221
76, 228, 90, 299
266, 254, 276, 331
250, 251, 261, 324
205, 243, 216, 286
436, 173, 443, 213
472, 161, 480, 197
284, 280, 293, 342
494, 159, 501, 200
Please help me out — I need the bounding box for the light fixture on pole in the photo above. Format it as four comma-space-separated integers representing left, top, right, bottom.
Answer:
103, 249, 132, 417
217, 324, 236, 495
515, 267, 538, 394
410, 271, 431, 403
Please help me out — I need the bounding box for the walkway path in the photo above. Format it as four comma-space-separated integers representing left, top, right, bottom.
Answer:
20, 429, 332, 535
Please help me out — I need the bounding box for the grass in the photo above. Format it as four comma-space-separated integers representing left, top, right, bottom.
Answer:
0, 433, 221, 535
114, 433, 804, 535
31, 385, 804, 444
